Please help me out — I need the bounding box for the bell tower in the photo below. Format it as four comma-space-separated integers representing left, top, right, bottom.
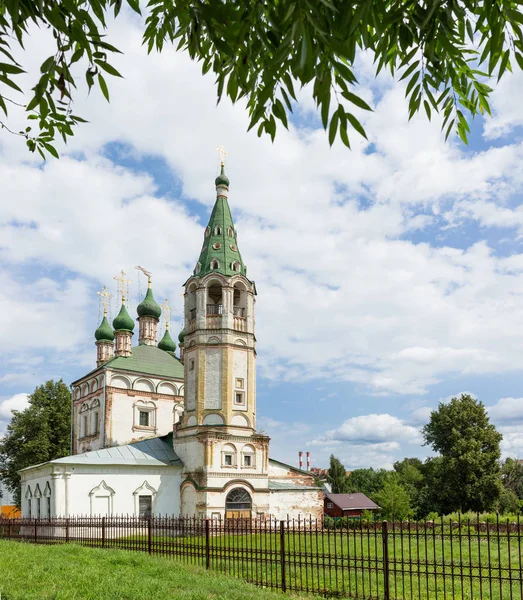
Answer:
180, 161, 257, 431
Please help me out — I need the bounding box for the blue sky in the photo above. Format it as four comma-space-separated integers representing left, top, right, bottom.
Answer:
1, 11, 523, 470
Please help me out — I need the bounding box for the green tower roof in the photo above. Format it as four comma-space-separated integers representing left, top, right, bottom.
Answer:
194, 167, 247, 279
94, 315, 114, 342
113, 302, 135, 332
178, 328, 185, 344
137, 285, 161, 319
158, 328, 177, 353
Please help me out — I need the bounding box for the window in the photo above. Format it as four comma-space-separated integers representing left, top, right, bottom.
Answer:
235, 392, 244, 405
210, 259, 220, 270
194, 262, 201, 275
47, 497, 51, 517
243, 454, 252, 467
212, 242, 221, 250
139, 410, 150, 427
37, 498, 41, 519
231, 261, 241, 272
327, 502, 334, 509
224, 454, 232, 466
205, 226, 211, 238
139, 495, 152, 518
227, 226, 234, 237
235, 378, 244, 389
214, 226, 222, 235
28, 499, 32, 519
93, 411, 99, 434
241, 445, 255, 468
190, 359, 195, 371
82, 415, 88, 437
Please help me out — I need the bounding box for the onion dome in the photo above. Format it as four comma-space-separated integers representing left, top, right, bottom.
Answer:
178, 328, 185, 344
158, 329, 176, 353
94, 315, 114, 342
215, 164, 230, 187
113, 302, 135, 332
137, 285, 161, 319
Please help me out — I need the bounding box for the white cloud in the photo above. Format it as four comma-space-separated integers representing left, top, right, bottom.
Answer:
0, 393, 29, 435
488, 397, 523, 424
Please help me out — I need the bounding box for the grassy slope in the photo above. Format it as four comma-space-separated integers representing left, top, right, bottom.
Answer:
0, 541, 311, 600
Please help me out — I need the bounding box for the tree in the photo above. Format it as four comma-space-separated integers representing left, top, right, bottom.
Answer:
327, 455, 350, 494
0, 380, 71, 505
2, 1, 523, 157
373, 476, 412, 521
347, 467, 388, 496
393, 457, 425, 518
422, 394, 503, 513
501, 457, 523, 499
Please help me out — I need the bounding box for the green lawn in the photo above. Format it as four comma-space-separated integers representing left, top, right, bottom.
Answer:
0, 540, 313, 600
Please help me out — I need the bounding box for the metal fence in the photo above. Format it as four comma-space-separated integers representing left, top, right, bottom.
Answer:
1, 515, 522, 599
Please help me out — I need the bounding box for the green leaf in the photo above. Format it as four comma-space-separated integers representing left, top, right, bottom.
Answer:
94, 60, 123, 78
341, 90, 372, 111
0, 94, 7, 116
328, 109, 339, 146
40, 56, 55, 74
127, 0, 141, 14
0, 62, 25, 75
98, 73, 110, 102
346, 112, 367, 139
0, 74, 23, 93
41, 142, 59, 159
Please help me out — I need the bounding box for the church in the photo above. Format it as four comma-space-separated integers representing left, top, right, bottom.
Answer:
19, 164, 323, 520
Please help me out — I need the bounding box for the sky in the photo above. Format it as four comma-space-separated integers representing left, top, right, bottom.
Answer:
1, 10, 523, 471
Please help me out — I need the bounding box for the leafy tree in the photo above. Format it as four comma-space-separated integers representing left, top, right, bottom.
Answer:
327, 455, 350, 494
422, 394, 503, 513
393, 457, 425, 518
347, 467, 388, 496
2, 1, 523, 157
0, 380, 71, 505
501, 457, 523, 499
373, 476, 412, 521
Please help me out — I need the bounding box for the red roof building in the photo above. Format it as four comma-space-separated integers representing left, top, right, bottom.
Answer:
324, 493, 380, 518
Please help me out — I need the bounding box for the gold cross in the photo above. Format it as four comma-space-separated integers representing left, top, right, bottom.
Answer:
97, 286, 112, 316
114, 270, 132, 302
160, 299, 172, 329
135, 265, 152, 287
216, 145, 228, 166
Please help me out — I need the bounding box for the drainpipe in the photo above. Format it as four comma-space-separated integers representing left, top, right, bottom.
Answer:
69, 384, 74, 456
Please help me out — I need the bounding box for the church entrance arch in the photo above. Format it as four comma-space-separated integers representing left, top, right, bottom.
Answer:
225, 488, 252, 520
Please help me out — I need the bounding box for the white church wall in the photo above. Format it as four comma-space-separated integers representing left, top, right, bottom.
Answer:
269, 489, 324, 520
21, 465, 182, 517
204, 348, 222, 409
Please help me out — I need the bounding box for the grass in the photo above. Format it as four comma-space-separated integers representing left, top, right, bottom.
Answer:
0, 540, 314, 600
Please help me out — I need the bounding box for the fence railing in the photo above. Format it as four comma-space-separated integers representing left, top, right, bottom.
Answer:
1, 516, 522, 600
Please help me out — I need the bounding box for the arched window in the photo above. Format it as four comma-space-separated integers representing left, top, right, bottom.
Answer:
43, 482, 52, 517
241, 445, 256, 468
214, 225, 222, 235
225, 489, 252, 511
90, 399, 100, 435
231, 261, 241, 273
210, 259, 220, 270
79, 403, 89, 438
221, 443, 237, 468
207, 280, 223, 315
194, 262, 201, 275
205, 226, 211, 238
227, 226, 234, 237
233, 281, 247, 317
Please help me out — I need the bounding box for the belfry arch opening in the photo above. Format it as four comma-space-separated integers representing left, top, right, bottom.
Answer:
207, 280, 223, 316
233, 281, 247, 318
225, 488, 252, 519
188, 283, 197, 321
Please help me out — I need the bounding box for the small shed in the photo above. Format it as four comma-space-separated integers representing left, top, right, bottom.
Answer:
324, 493, 380, 518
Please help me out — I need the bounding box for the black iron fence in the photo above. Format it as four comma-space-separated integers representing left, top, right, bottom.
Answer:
1, 515, 522, 599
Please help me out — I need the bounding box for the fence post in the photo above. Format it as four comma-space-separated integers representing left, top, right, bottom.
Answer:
148, 518, 152, 555
65, 518, 70, 543
279, 520, 287, 593
205, 519, 211, 569
102, 516, 106, 548
8, 519, 12, 539
382, 521, 390, 600
34, 518, 38, 544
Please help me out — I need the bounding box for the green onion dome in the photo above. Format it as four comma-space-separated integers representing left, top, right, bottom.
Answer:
137, 286, 161, 319
158, 329, 177, 353
113, 303, 135, 332
178, 328, 185, 344
94, 315, 114, 342
215, 164, 230, 187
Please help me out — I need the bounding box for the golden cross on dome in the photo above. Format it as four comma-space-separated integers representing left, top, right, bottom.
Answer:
216, 144, 228, 166
135, 265, 152, 288
114, 270, 132, 302
97, 286, 112, 316
160, 299, 172, 329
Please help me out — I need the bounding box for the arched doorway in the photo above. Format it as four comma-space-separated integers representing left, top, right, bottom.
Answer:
225, 488, 252, 519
